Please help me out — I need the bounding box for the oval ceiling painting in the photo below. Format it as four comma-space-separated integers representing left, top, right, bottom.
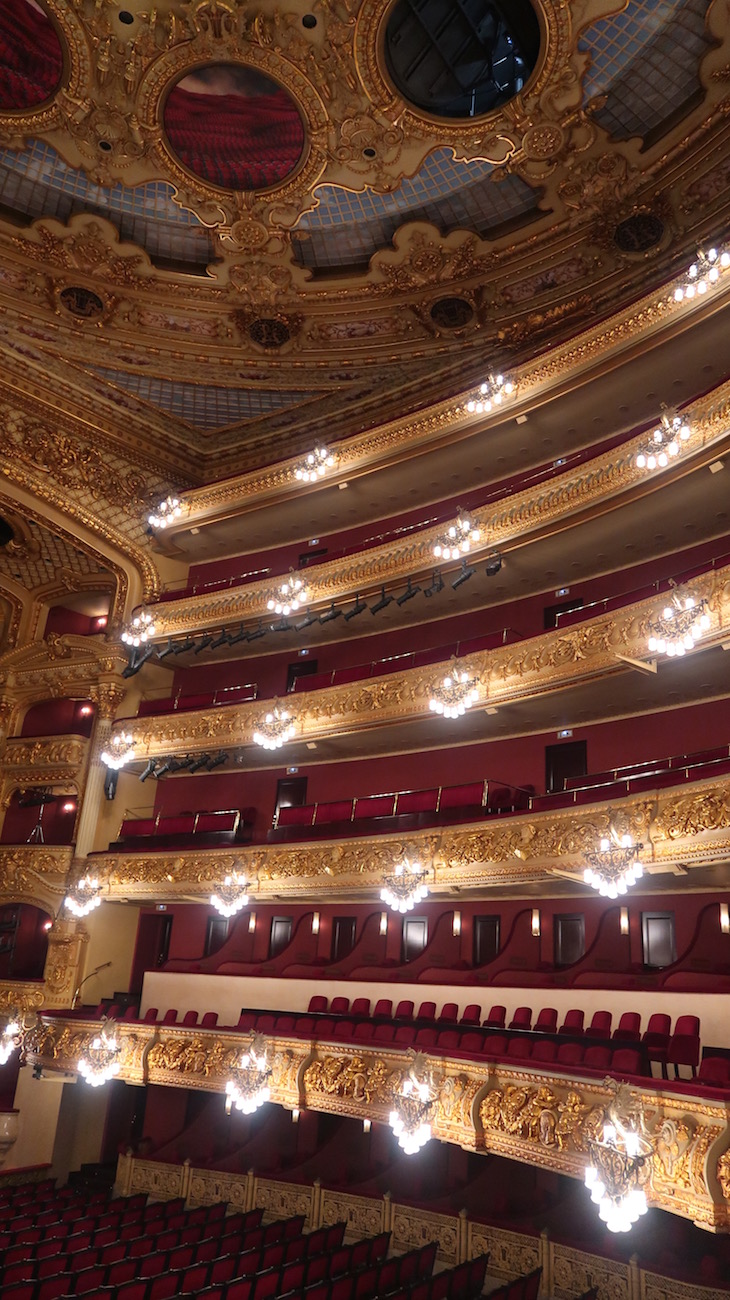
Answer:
164, 64, 305, 192
0, 0, 64, 110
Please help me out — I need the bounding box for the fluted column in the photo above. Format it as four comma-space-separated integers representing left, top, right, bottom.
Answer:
73, 682, 126, 860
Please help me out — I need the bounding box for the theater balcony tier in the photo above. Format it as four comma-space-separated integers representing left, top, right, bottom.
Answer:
110, 562, 729, 763
72, 768, 730, 899
26, 1015, 730, 1232
136, 376, 730, 636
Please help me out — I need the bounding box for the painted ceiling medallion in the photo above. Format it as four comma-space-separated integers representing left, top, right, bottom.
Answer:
0, 0, 63, 111
163, 64, 305, 192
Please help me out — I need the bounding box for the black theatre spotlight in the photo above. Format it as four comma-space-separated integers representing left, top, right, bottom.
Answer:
370, 586, 394, 615
206, 752, 229, 771
174, 635, 195, 654
247, 623, 266, 641
171, 756, 194, 772
320, 602, 342, 623
227, 623, 247, 646
154, 759, 173, 778
157, 638, 176, 660
189, 753, 211, 773
296, 610, 319, 631
271, 617, 293, 633
139, 759, 157, 783
396, 580, 421, 606
485, 553, 503, 577
424, 570, 444, 598
344, 595, 367, 621
193, 633, 214, 654
210, 629, 228, 650
452, 560, 476, 590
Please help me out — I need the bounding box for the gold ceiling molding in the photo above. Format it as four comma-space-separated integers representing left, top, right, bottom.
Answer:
152, 308, 730, 544
26, 1016, 730, 1230
80, 770, 730, 902
0, 634, 128, 707
113, 564, 728, 758
0, 844, 72, 915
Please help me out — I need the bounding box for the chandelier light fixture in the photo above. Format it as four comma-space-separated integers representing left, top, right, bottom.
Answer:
380, 859, 429, 914
432, 509, 482, 560
465, 374, 515, 414
674, 246, 730, 301
267, 576, 309, 615
253, 706, 295, 751
101, 732, 135, 770
64, 875, 103, 917
121, 611, 156, 647
583, 831, 644, 899
585, 1097, 652, 1233
294, 446, 338, 482
210, 871, 250, 919
78, 1023, 121, 1087
634, 409, 691, 471
0, 1013, 22, 1067
647, 589, 710, 658
148, 495, 183, 529
429, 663, 480, 718
225, 1037, 272, 1115
389, 1062, 434, 1155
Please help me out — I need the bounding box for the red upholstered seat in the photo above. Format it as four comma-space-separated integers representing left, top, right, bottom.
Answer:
436, 1030, 460, 1052
642, 1013, 671, 1065
460, 1031, 484, 1053
181, 1010, 198, 1026
585, 1010, 612, 1039
438, 1002, 459, 1023
460, 1003, 482, 1025
314, 800, 353, 824
353, 794, 396, 819
333, 1020, 355, 1039
698, 1056, 730, 1087
330, 996, 350, 1015
557, 1042, 584, 1066
584, 1045, 612, 1070
354, 1021, 375, 1041
414, 1027, 437, 1048
308, 996, 328, 1014
534, 1008, 558, 1034
120, 818, 157, 839
484, 1004, 506, 1028
439, 781, 486, 809
351, 997, 370, 1016
200, 1011, 218, 1028
161, 1008, 178, 1025
373, 1024, 396, 1043
484, 1034, 508, 1057
613, 1012, 641, 1041
508, 1006, 532, 1031
532, 1039, 557, 1064
506, 1038, 532, 1060
558, 1009, 584, 1035
394, 1025, 416, 1045
397, 788, 439, 815
668, 1015, 701, 1075
195, 810, 238, 834
611, 1048, 642, 1075
277, 804, 315, 827
373, 999, 393, 1017
254, 1013, 277, 1033
416, 1001, 436, 1021
394, 1000, 414, 1020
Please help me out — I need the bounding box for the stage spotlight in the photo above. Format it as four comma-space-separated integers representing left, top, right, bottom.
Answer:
247, 623, 266, 641
139, 759, 156, 783
123, 644, 155, 677
193, 633, 213, 654
296, 611, 319, 630
155, 759, 173, 778
452, 560, 476, 590
172, 756, 194, 772
344, 595, 367, 621
424, 570, 444, 598
370, 586, 394, 615
206, 752, 228, 771
271, 617, 293, 633
227, 623, 247, 646
485, 553, 503, 577
210, 629, 228, 650
396, 580, 421, 606
320, 602, 342, 623
157, 638, 175, 660
174, 635, 195, 654
190, 753, 211, 773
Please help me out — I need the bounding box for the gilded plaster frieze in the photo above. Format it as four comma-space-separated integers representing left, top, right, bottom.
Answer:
134, 373, 730, 631
0, 844, 73, 914
70, 771, 730, 903
111, 562, 730, 760
26, 1016, 730, 1231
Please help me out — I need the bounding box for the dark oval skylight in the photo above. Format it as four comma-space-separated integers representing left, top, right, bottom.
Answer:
384, 0, 541, 119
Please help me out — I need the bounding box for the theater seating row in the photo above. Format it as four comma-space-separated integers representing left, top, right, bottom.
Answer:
483, 1268, 542, 1300
114, 810, 254, 852
138, 684, 257, 718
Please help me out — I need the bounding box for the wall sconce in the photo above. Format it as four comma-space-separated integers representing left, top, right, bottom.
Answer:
291, 1108, 300, 1124
379, 912, 388, 936
311, 912, 320, 935
248, 912, 257, 933
452, 911, 462, 937
620, 907, 630, 936
363, 1118, 372, 1134
531, 909, 541, 937
721, 903, 730, 934
79, 705, 93, 716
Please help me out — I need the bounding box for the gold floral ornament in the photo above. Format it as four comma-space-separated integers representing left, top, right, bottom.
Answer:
584, 1087, 653, 1233
674, 246, 730, 302
389, 1056, 435, 1155
64, 874, 103, 918
78, 1021, 121, 1088
210, 870, 250, 919
635, 409, 691, 471
647, 589, 710, 659
583, 830, 644, 899
225, 1036, 272, 1116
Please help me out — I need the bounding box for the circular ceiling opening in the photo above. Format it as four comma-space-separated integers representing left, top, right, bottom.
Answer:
164, 64, 305, 192
0, 0, 64, 111
384, 0, 540, 119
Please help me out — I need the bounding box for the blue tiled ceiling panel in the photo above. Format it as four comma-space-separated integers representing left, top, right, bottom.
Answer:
90, 368, 323, 432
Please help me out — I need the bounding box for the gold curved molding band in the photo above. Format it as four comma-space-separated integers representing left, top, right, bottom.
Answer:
26, 1016, 730, 1231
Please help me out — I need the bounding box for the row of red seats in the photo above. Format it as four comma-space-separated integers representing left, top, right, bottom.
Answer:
116, 810, 253, 849
488, 1269, 542, 1300
377, 1254, 489, 1300
138, 684, 257, 718
563, 743, 730, 791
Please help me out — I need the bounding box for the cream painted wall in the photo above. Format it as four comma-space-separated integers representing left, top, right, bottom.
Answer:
142, 970, 730, 1053
80, 902, 140, 1005
51, 1077, 110, 1184
9, 1066, 68, 1170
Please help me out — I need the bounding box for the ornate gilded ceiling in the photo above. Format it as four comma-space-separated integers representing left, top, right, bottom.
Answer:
0, 0, 727, 479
